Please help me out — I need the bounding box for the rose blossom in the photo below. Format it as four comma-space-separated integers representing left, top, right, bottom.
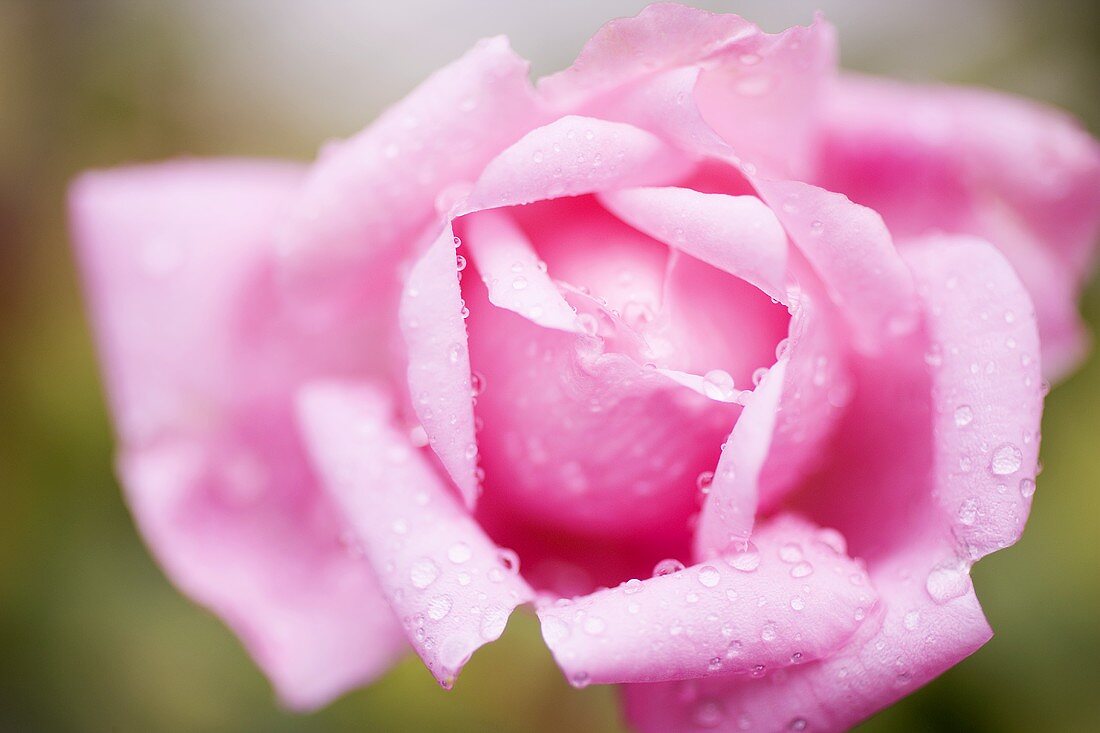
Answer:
69, 4, 1099, 731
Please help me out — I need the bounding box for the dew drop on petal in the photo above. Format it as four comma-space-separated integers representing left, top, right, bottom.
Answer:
698, 565, 721, 588
991, 443, 1023, 475
653, 558, 686, 577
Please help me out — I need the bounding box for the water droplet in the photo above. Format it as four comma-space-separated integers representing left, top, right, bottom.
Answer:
447, 542, 472, 564
696, 471, 715, 495
752, 367, 769, 386
497, 548, 520, 574
954, 405, 974, 428
623, 578, 644, 594
693, 700, 725, 728
470, 371, 486, 396
428, 595, 453, 620
790, 596, 806, 611
583, 616, 606, 635
790, 562, 814, 578
570, 671, 591, 688
925, 561, 971, 604
512, 276, 528, 291
455, 254, 467, 272
727, 542, 761, 572
702, 369, 736, 401
778, 543, 803, 563
903, 610, 920, 630
991, 443, 1022, 475
698, 565, 721, 588
410, 558, 440, 589
789, 717, 808, 731
1020, 478, 1036, 498
653, 558, 686, 577
761, 622, 778, 642
957, 498, 978, 526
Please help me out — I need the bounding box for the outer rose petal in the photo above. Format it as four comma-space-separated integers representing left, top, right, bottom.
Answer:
819, 74, 1100, 378
540, 4, 836, 179
276, 36, 548, 327
755, 179, 917, 353
538, 515, 875, 687
399, 223, 480, 507
70, 161, 406, 709
623, 237, 1042, 731
599, 187, 789, 302
297, 381, 535, 689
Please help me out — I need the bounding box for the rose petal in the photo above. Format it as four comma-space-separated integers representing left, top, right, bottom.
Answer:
296, 381, 535, 689
625, 238, 1043, 730
69, 160, 407, 709
537, 514, 875, 686
904, 235, 1042, 558
459, 116, 692, 215
600, 186, 789, 302
460, 208, 581, 333
756, 180, 918, 353
276, 36, 548, 327
819, 74, 1100, 379
399, 222, 480, 508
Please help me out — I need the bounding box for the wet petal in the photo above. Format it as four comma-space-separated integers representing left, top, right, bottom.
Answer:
600, 186, 788, 302
756, 180, 917, 353
276, 36, 547, 326
460, 115, 692, 215
461, 208, 581, 333
819, 74, 1100, 379
905, 235, 1042, 558
537, 515, 875, 686
69, 160, 407, 709
399, 223, 479, 507
297, 381, 535, 689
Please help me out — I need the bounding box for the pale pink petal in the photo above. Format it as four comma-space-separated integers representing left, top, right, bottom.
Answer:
538, 4, 755, 109
693, 360, 786, 552
459, 116, 692, 215
276, 36, 548, 327
460, 208, 581, 333
600, 186, 788, 302
693, 16, 836, 179
70, 161, 407, 709
399, 223, 479, 508
624, 239, 1042, 730
756, 180, 918, 353
820, 74, 1100, 378
297, 381, 535, 689
538, 514, 875, 687
905, 235, 1042, 558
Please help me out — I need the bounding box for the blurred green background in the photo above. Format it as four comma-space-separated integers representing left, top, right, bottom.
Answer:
1, 1, 1098, 731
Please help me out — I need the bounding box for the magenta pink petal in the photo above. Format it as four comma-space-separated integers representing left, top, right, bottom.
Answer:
904, 235, 1042, 557
460, 116, 693, 215
297, 381, 535, 689
756, 180, 918, 353
70, 160, 408, 709
399, 222, 480, 508
600, 186, 788, 302
537, 514, 875, 687
275, 36, 548, 328
461, 208, 581, 333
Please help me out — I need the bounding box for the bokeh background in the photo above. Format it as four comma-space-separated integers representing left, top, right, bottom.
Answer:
1, 1, 1098, 731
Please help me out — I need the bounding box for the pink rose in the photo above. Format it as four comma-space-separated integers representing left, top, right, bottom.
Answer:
70, 4, 1100, 730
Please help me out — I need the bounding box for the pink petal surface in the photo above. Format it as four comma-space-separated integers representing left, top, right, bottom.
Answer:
623, 236, 1042, 731
600, 187, 788, 302
904, 236, 1043, 558
538, 514, 875, 687
297, 381, 535, 689
756, 180, 918, 353
70, 160, 407, 709
276, 36, 547, 327
819, 74, 1100, 378
459, 115, 692, 215
460, 208, 581, 333
399, 223, 480, 507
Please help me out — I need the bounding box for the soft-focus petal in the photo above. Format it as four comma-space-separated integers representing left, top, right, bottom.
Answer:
297, 381, 535, 689
70, 161, 407, 709
600, 186, 788, 302
399, 223, 480, 507
538, 515, 875, 687
276, 36, 548, 327
819, 74, 1100, 378
756, 179, 918, 353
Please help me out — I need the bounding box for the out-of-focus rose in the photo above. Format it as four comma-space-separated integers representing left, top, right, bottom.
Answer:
69, 4, 1100, 730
